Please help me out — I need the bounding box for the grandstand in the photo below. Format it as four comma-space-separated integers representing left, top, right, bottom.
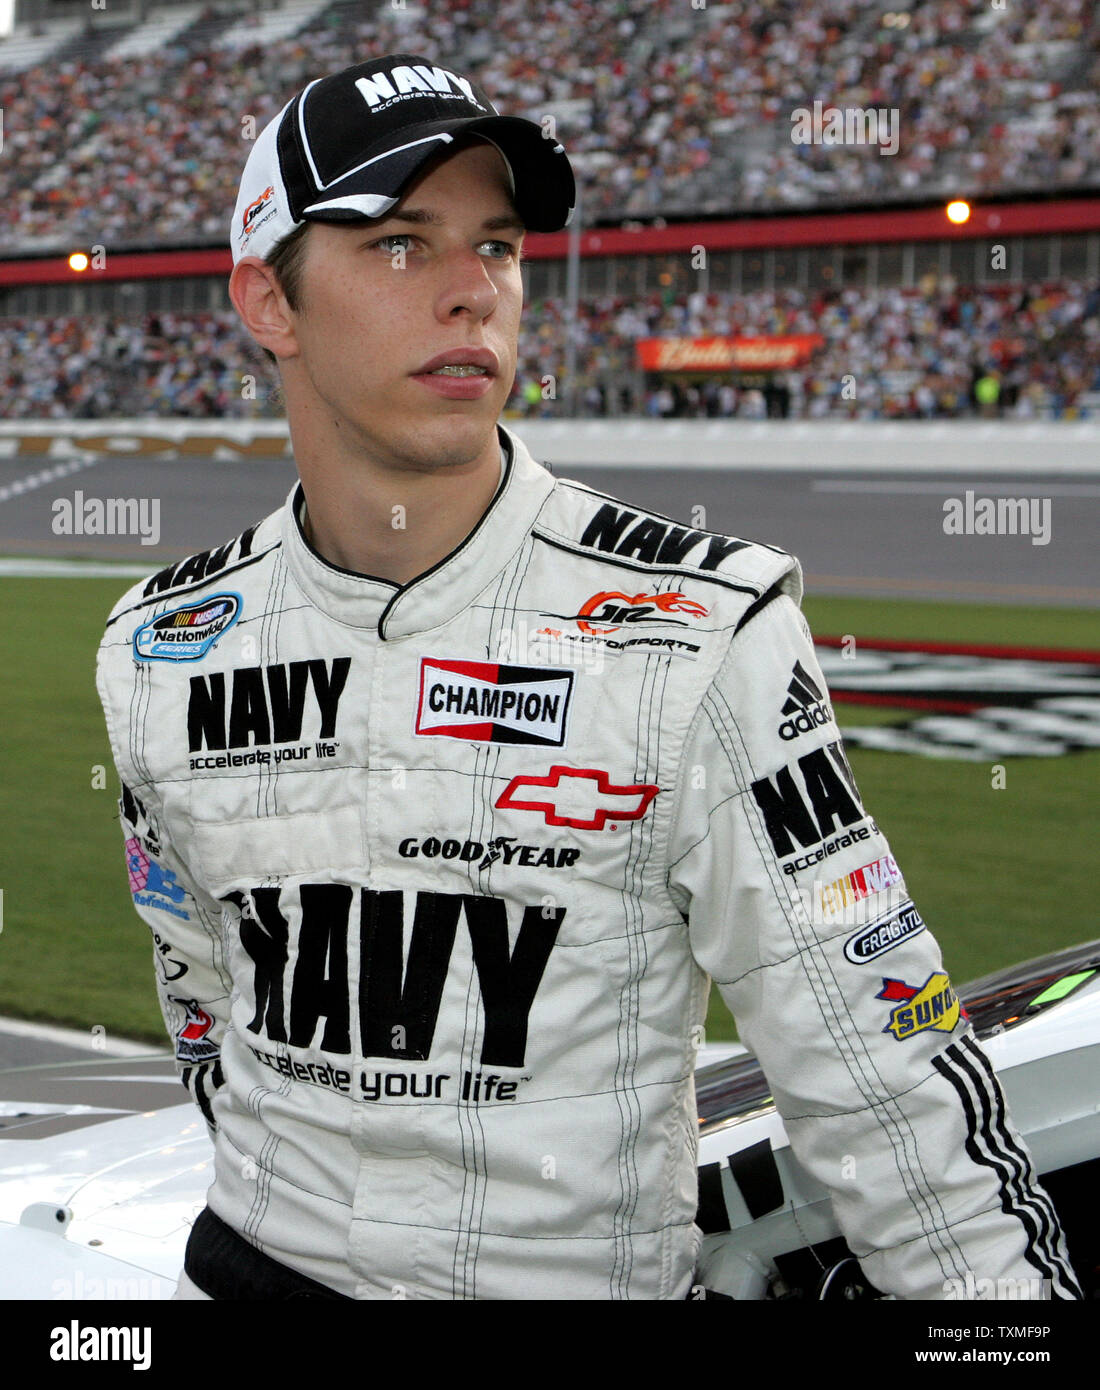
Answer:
1, 0, 1097, 419
2, 0, 1098, 248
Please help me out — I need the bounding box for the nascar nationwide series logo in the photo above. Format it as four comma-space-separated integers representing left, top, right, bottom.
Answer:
496, 766, 660, 830
134, 593, 240, 662
877, 973, 962, 1041
416, 659, 573, 746
816, 637, 1100, 759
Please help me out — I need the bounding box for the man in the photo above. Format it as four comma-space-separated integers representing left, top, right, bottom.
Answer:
97, 54, 1079, 1301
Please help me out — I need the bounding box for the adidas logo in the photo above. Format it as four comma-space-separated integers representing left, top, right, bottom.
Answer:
778, 660, 834, 741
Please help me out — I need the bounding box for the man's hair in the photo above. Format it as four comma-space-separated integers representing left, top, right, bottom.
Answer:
267, 222, 311, 312
258, 222, 311, 364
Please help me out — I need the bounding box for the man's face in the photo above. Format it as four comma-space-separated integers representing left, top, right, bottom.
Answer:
281, 140, 525, 474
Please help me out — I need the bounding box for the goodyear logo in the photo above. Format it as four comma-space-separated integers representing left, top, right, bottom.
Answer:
877, 972, 960, 1041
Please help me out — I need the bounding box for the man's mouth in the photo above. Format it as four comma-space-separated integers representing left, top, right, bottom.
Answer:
415, 347, 499, 378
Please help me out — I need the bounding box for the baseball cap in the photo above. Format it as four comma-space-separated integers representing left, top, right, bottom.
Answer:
231, 53, 576, 264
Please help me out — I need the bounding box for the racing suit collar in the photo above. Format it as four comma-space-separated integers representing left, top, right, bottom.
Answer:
281, 425, 556, 639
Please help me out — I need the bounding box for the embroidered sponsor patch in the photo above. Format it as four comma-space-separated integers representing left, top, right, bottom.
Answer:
843, 901, 926, 963
817, 852, 904, 919
544, 589, 708, 635
240, 184, 276, 246
125, 838, 190, 920
496, 766, 659, 830
134, 592, 240, 662
531, 627, 702, 660
397, 835, 581, 870
416, 659, 573, 746
171, 997, 219, 1063
778, 659, 834, 741
878, 972, 961, 1040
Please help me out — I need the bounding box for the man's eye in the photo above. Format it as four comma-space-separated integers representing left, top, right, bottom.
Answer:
374, 234, 414, 253
480, 240, 516, 259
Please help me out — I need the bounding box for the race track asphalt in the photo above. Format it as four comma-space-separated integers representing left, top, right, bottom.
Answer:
1, 448, 1098, 605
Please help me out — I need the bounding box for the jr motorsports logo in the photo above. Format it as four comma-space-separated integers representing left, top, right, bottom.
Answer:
816, 637, 1100, 759
239, 184, 276, 247
134, 593, 240, 662
545, 590, 708, 635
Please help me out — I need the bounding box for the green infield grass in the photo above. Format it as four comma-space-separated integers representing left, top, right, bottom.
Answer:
0, 574, 1095, 1046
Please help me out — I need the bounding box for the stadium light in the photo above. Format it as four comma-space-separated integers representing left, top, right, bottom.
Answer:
945, 200, 971, 226
68, 251, 90, 273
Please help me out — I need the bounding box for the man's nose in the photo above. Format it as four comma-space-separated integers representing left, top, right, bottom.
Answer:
435, 247, 500, 320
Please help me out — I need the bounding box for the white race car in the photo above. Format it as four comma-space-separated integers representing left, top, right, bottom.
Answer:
1, 940, 1096, 1300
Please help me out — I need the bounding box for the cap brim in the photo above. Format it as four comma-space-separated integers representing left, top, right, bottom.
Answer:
300, 115, 575, 233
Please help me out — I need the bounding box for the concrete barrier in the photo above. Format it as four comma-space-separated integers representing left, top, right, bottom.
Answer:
1, 418, 1097, 473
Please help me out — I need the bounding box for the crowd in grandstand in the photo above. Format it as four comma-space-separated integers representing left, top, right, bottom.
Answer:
1, 0, 1097, 250
3, 278, 1096, 420
2, 0, 1096, 420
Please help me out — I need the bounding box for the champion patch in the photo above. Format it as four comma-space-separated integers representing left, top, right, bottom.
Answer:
416, 659, 573, 746
878, 972, 961, 1040
134, 592, 241, 662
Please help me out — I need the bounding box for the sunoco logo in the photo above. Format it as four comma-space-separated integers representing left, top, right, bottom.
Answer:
878, 973, 961, 1041
134, 592, 241, 662
844, 901, 925, 963
779, 660, 833, 741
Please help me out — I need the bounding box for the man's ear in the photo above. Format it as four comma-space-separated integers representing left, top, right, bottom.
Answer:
229, 257, 299, 360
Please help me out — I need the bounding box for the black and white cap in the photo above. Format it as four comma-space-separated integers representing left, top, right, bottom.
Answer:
231, 53, 576, 263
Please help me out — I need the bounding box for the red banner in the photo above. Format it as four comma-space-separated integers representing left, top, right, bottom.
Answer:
636, 334, 825, 372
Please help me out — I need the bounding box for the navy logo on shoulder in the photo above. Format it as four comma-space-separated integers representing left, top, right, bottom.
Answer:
134, 593, 241, 662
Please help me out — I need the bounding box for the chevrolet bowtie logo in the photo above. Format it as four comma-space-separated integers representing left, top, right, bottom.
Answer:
495, 766, 660, 830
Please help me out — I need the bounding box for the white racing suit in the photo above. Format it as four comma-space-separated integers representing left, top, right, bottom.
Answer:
97, 425, 1080, 1300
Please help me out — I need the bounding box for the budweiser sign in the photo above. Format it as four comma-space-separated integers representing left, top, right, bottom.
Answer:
636, 334, 824, 372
